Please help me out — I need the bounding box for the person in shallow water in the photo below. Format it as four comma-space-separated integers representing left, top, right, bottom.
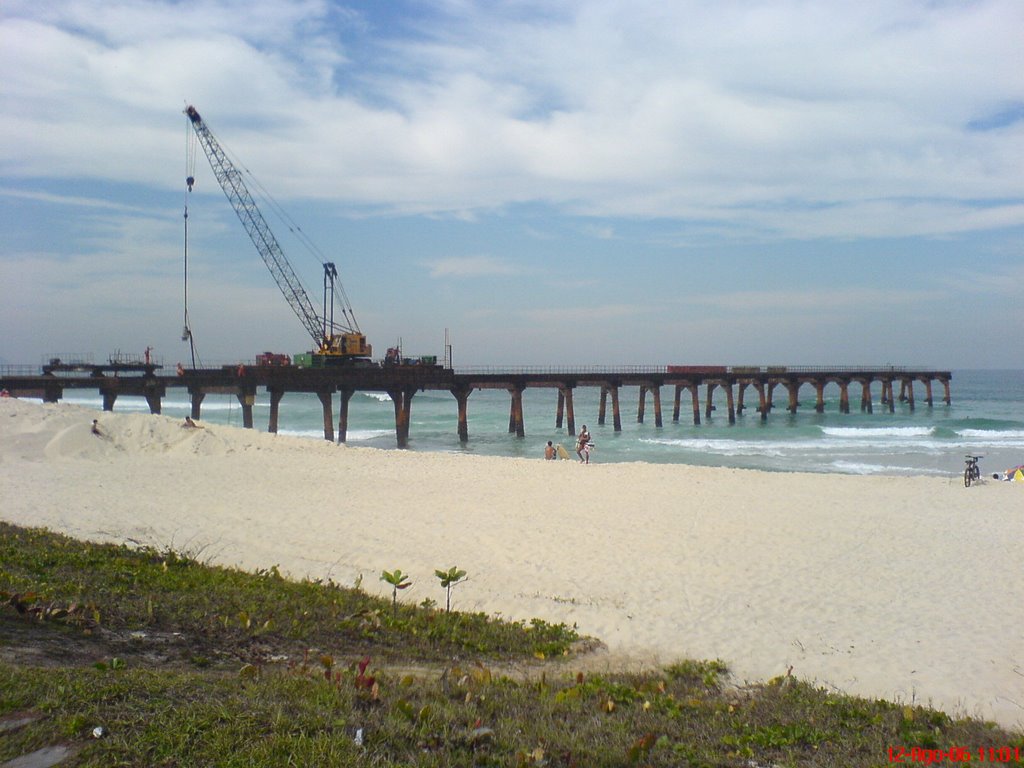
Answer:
576, 426, 592, 463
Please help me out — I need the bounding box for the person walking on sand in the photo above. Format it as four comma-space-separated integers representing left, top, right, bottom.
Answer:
576, 426, 592, 463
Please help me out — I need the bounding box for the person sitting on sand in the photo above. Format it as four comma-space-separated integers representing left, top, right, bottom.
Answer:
182, 416, 203, 429
91, 419, 102, 437
576, 426, 591, 463
544, 440, 556, 460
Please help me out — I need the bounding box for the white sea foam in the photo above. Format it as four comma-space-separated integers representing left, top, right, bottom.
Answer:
278, 428, 393, 441
821, 426, 934, 438
58, 396, 269, 413
640, 437, 818, 458
344, 428, 396, 441
829, 460, 948, 476
956, 429, 1024, 439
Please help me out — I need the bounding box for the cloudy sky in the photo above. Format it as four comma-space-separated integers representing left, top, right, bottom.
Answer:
1, 0, 1022, 369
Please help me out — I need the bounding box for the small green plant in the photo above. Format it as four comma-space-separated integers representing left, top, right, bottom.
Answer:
434, 566, 467, 613
380, 568, 412, 617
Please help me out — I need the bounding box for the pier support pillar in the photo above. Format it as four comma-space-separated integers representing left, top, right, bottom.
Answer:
705, 383, 716, 420
507, 385, 525, 438
881, 379, 895, 413
236, 390, 255, 429
672, 385, 682, 423
756, 383, 767, 422
736, 382, 746, 416
839, 382, 850, 414
905, 379, 915, 412
389, 388, 415, 447
42, 384, 63, 404
942, 379, 951, 405
598, 387, 608, 426
610, 385, 622, 432
725, 384, 735, 425
267, 387, 284, 434
861, 381, 873, 414
316, 390, 334, 441
815, 382, 825, 414
102, 391, 117, 411
337, 388, 354, 444
787, 382, 798, 414
924, 379, 933, 407
558, 385, 576, 436
765, 383, 776, 413
189, 389, 206, 420
556, 390, 564, 429
145, 393, 162, 415
451, 385, 471, 443
636, 385, 663, 427
691, 385, 701, 425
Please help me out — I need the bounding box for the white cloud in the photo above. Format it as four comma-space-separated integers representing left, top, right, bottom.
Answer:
424, 255, 519, 278
691, 286, 945, 313
2, 0, 1022, 238
0, 187, 153, 213
3, 0, 1024, 368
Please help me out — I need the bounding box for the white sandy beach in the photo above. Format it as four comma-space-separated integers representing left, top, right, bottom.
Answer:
1, 398, 1021, 730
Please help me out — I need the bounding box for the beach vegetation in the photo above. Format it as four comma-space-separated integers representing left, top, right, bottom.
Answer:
435, 565, 467, 612
2, 522, 1021, 768
379, 568, 412, 617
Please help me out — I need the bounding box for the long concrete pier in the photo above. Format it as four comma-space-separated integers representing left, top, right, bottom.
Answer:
0, 363, 952, 448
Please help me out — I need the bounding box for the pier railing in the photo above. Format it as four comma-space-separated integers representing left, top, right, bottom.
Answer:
452, 365, 922, 376
453, 365, 667, 375
0, 365, 41, 377
1, 362, 923, 377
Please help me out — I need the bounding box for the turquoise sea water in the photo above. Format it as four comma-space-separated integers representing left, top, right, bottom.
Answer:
53, 369, 1024, 479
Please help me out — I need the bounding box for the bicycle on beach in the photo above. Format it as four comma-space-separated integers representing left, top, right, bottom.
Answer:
964, 455, 982, 487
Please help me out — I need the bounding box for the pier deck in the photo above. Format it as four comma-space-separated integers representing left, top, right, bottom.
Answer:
0, 364, 952, 447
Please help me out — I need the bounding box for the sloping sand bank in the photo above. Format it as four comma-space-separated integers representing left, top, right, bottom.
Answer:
2, 399, 1021, 729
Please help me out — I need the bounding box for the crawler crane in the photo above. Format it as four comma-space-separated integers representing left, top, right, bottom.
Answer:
185, 105, 371, 364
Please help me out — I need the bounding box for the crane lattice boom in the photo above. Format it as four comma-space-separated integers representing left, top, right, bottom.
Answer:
185, 105, 367, 358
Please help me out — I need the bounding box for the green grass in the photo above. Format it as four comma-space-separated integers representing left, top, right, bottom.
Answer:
0, 522, 576, 664
1, 522, 1021, 767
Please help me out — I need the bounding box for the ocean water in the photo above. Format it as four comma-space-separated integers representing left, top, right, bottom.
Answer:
52, 369, 1024, 479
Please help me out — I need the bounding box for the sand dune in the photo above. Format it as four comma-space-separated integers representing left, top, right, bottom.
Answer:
1, 398, 1021, 730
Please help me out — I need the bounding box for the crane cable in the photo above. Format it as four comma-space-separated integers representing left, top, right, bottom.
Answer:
182, 119, 200, 368
217, 140, 362, 334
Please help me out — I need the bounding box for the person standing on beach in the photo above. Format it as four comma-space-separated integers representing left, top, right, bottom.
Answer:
576, 426, 591, 463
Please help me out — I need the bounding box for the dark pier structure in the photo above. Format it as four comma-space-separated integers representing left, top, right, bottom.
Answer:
1, 361, 952, 448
